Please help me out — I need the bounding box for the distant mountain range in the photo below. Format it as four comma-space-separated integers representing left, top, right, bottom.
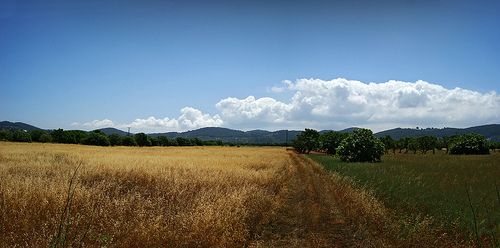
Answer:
374, 124, 500, 141
1, 121, 499, 143
149, 127, 301, 144
0, 121, 42, 131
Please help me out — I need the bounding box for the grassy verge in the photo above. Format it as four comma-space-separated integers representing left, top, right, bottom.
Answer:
308, 152, 500, 247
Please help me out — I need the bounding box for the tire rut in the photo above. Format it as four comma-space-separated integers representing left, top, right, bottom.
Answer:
250, 151, 356, 247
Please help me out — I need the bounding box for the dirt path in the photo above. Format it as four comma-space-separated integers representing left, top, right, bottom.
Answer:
251, 151, 474, 248
250, 151, 362, 247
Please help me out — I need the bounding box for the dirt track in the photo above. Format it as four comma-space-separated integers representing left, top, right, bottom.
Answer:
250, 151, 378, 247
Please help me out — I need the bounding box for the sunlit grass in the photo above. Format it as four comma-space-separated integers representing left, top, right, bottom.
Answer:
0, 142, 288, 247
309, 151, 500, 245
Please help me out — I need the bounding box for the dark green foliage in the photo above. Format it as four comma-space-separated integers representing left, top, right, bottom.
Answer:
121, 136, 137, 146
12, 130, 32, 142
407, 137, 419, 154
29, 130, 49, 142
82, 131, 110, 146
149, 137, 159, 146
175, 137, 192, 146
0, 130, 13, 141
39, 133, 52, 143
157, 136, 169, 146
320, 131, 347, 155
192, 137, 203, 146
50, 129, 65, 143
380, 135, 396, 154
168, 138, 178, 146
293, 129, 320, 154
108, 134, 122, 146
417, 136, 438, 154
396, 137, 410, 153
449, 133, 490, 155
134, 133, 152, 147
50, 129, 87, 144
337, 128, 384, 162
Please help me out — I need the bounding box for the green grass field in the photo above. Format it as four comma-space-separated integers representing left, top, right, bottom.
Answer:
309, 151, 500, 246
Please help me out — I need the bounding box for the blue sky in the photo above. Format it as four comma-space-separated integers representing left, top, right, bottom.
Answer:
1, 0, 499, 132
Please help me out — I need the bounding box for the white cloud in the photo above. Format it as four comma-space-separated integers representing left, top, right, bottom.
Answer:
73, 108, 222, 133
75, 119, 115, 129
216, 78, 500, 131
73, 78, 500, 132
177, 107, 223, 130
215, 96, 292, 128
270, 86, 285, 93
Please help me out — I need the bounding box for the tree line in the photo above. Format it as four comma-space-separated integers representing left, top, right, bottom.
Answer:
1, 127, 497, 156
293, 128, 497, 162
0, 129, 225, 147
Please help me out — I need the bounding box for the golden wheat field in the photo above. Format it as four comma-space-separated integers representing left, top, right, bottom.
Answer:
0, 142, 474, 247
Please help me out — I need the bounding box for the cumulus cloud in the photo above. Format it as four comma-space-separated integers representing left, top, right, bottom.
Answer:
216, 78, 500, 131
73, 107, 222, 132
74, 78, 500, 132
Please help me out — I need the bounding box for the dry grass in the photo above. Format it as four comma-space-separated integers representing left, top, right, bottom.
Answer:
0, 142, 289, 247
1, 142, 474, 247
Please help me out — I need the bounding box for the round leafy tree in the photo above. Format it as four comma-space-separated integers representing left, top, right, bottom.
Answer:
293, 128, 320, 154
337, 128, 384, 162
449, 133, 489, 155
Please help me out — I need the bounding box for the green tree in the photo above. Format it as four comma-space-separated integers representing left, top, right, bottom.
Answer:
149, 137, 160, 146
50, 129, 65, 143
319, 131, 346, 155
176, 137, 192, 146
396, 137, 410, 153
407, 137, 419, 154
449, 133, 489, 155
50, 129, 87, 144
29, 130, 49, 142
121, 136, 137, 146
108, 134, 122, 146
417, 136, 438, 154
337, 128, 384, 162
134, 133, 151, 147
0, 130, 13, 141
157, 136, 169, 146
293, 128, 320, 154
39, 133, 52, 143
82, 131, 110, 146
192, 138, 203, 146
12, 130, 32, 142
380, 135, 396, 154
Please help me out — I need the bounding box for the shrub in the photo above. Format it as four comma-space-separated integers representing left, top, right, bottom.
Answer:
449, 133, 489, 155
337, 128, 384, 162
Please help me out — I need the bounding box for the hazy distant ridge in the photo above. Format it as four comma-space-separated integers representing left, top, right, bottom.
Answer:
1, 121, 499, 143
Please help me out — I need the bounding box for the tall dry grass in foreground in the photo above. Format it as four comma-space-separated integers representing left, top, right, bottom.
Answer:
1, 142, 481, 247
0, 142, 288, 247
